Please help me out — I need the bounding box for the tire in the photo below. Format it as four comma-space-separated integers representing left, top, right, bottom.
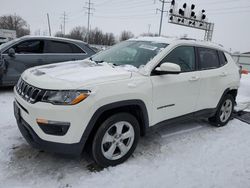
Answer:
209, 94, 235, 127
92, 113, 140, 167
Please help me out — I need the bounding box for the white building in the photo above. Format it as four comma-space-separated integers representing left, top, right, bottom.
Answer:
0, 29, 16, 44
232, 53, 250, 71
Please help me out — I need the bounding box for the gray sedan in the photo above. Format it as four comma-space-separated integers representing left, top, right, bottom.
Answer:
0, 36, 95, 87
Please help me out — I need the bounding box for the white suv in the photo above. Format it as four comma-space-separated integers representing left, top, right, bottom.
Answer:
14, 37, 240, 167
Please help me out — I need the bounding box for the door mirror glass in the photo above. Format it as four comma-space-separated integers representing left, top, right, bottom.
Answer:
155, 62, 181, 74
8, 48, 15, 57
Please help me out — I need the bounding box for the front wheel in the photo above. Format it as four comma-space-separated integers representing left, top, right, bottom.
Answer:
209, 94, 235, 127
92, 113, 140, 167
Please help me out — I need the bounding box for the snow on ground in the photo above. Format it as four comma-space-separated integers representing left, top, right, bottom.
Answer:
236, 74, 250, 112
0, 75, 250, 188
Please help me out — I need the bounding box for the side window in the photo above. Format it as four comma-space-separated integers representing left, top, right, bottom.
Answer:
160, 46, 195, 72
46, 41, 84, 53
71, 44, 85, 53
198, 48, 220, 70
13, 40, 44, 54
218, 51, 228, 66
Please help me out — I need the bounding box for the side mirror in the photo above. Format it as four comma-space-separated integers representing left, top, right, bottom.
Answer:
8, 48, 15, 57
154, 62, 181, 75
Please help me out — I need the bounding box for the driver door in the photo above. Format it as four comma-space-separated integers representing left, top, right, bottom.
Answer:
150, 46, 201, 125
2, 40, 45, 85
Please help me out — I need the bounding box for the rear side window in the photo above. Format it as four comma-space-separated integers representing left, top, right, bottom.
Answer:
13, 40, 44, 54
218, 51, 228, 66
198, 47, 220, 70
46, 41, 84, 53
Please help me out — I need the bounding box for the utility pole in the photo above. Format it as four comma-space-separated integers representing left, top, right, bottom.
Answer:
148, 24, 151, 34
63, 11, 66, 35
60, 24, 63, 34
84, 0, 94, 43
61, 11, 68, 36
47, 13, 51, 36
157, 0, 170, 36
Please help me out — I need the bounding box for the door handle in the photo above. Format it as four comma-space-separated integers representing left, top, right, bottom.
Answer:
220, 72, 228, 77
189, 76, 199, 81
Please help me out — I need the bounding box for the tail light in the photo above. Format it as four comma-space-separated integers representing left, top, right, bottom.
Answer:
241, 69, 249, 75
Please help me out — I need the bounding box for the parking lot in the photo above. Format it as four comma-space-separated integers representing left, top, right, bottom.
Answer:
0, 75, 249, 188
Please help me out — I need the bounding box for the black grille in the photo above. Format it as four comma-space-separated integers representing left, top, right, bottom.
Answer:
15, 78, 45, 103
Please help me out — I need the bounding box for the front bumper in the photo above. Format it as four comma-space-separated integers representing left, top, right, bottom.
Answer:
14, 101, 86, 155
13, 85, 96, 155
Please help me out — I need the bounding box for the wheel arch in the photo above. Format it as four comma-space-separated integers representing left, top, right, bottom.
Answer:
81, 100, 149, 152
217, 88, 238, 109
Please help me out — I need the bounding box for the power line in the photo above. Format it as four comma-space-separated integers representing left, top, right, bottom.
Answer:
156, 0, 170, 36
60, 11, 68, 35
95, 0, 151, 7
84, 0, 94, 42
210, 9, 250, 15
97, 3, 156, 12
65, 2, 156, 21
94, 13, 156, 19
199, 0, 249, 5
95, 0, 116, 7
94, 8, 155, 16
208, 5, 250, 12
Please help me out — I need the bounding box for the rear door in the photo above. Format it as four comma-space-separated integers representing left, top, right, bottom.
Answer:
44, 40, 88, 64
2, 40, 45, 85
195, 47, 229, 111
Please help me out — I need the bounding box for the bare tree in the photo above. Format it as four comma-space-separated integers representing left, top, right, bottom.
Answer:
105, 33, 116, 46
140, 33, 158, 37
68, 26, 87, 41
0, 14, 30, 37
87, 28, 104, 45
54, 26, 116, 46
119, 30, 134, 41
54, 31, 64, 38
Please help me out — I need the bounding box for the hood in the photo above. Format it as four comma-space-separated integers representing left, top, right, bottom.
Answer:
22, 60, 132, 90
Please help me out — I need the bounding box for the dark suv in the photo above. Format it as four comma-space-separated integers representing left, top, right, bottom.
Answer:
0, 36, 95, 86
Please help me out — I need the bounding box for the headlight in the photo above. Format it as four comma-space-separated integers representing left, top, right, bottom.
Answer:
42, 90, 90, 105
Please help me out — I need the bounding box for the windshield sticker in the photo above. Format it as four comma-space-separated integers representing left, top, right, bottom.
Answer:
139, 44, 158, 51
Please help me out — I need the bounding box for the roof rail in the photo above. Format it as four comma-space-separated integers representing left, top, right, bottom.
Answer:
179, 37, 196, 41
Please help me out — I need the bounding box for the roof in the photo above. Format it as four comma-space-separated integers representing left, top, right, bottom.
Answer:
129, 36, 228, 53
129, 36, 177, 44
20, 35, 87, 44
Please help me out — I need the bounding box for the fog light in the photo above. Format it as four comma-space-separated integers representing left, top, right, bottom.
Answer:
36, 118, 70, 136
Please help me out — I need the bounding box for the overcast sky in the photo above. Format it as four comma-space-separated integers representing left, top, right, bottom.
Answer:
1, 0, 250, 52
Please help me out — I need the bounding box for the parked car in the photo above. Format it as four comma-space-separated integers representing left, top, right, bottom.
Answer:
0, 36, 95, 86
0, 37, 8, 45
14, 37, 240, 167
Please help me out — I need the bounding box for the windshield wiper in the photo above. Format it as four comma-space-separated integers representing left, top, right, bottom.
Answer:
89, 57, 118, 66
89, 57, 104, 64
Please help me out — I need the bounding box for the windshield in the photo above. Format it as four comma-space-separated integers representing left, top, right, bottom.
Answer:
91, 41, 168, 68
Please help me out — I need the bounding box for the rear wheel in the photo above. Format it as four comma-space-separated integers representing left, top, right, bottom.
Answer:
209, 94, 235, 127
92, 113, 140, 167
